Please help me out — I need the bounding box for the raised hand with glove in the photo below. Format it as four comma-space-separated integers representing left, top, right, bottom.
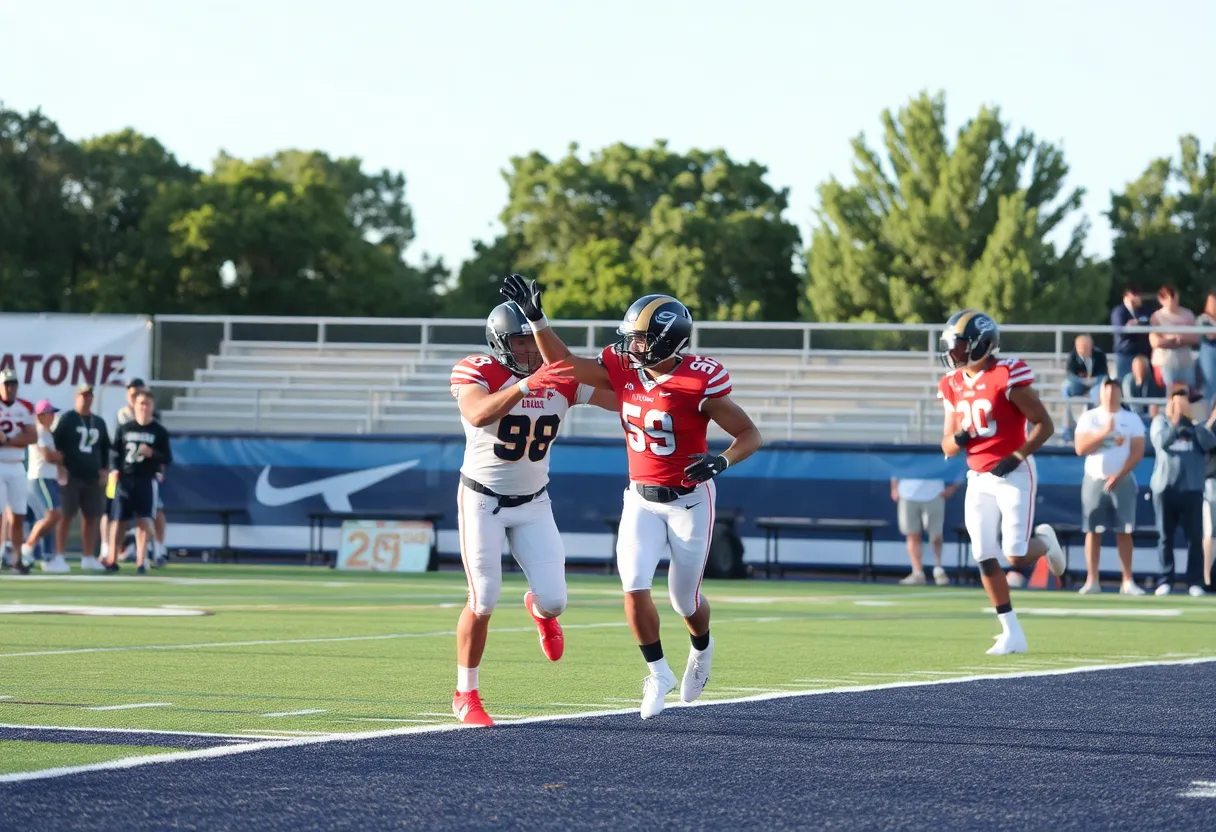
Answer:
516, 361, 575, 396
501, 273, 546, 324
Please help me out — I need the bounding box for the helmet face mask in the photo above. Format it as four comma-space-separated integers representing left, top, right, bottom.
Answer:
939, 310, 999, 370
612, 295, 693, 370
485, 302, 539, 377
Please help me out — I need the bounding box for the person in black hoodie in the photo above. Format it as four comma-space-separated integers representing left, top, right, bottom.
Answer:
102, 390, 172, 574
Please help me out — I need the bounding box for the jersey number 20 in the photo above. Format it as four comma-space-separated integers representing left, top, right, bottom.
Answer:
953, 399, 997, 438
494, 414, 560, 462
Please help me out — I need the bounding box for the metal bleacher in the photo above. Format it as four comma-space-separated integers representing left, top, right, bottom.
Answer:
150, 316, 1114, 444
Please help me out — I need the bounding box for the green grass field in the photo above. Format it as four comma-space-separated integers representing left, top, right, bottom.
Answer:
3, 565, 1215, 777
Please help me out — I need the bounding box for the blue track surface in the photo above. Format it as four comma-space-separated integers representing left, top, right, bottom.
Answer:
4, 664, 1214, 830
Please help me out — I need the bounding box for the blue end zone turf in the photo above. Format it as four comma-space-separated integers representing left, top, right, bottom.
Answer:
0, 727, 260, 749
3, 664, 1213, 830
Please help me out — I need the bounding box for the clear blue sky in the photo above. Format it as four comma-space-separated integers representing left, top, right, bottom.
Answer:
3, 0, 1213, 273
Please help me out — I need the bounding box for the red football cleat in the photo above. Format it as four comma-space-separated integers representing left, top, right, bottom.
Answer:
524, 590, 564, 662
452, 690, 494, 727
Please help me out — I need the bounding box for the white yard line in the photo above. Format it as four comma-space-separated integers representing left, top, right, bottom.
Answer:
0, 722, 283, 740
84, 703, 172, 711
3, 654, 1213, 784
260, 709, 327, 718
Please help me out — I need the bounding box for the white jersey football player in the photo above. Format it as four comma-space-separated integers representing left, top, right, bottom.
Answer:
447, 301, 614, 727
0, 369, 37, 574
938, 310, 1065, 655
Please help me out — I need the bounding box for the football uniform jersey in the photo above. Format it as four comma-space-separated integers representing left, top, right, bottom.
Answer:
449, 355, 594, 496
597, 346, 732, 487
938, 358, 1035, 472
0, 398, 34, 464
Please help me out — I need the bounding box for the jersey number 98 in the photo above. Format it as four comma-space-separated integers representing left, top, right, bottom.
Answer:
953, 399, 997, 438
494, 414, 560, 463
621, 402, 675, 456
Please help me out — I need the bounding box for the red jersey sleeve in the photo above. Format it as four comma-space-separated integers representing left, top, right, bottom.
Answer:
449, 355, 512, 398
597, 345, 631, 394
697, 359, 732, 410
1003, 359, 1035, 398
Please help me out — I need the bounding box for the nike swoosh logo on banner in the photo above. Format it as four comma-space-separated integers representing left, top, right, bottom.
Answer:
254, 460, 420, 512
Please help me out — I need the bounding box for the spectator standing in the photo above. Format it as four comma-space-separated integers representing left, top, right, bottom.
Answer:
23, 400, 68, 572
1122, 356, 1165, 425
1061, 335, 1108, 440
1150, 385, 1213, 596
1111, 285, 1153, 381
115, 378, 168, 567
1203, 408, 1216, 593
890, 475, 960, 586
1149, 286, 1198, 391
101, 390, 172, 574
1073, 379, 1146, 594
1195, 291, 1216, 405
53, 384, 111, 570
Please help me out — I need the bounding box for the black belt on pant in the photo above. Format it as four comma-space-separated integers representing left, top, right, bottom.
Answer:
461, 474, 546, 514
634, 483, 697, 504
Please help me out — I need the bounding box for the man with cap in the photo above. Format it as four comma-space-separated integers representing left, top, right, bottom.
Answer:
0, 369, 37, 574
52, 383, 111, 570
24, 399, 69, 572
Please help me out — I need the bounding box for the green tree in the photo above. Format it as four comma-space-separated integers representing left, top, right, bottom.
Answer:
438, 232, 528, 318
0, 104, 84, 311
806, 91, 1108, 326
492, 141, 802, 321
1108, 135, 1216, 309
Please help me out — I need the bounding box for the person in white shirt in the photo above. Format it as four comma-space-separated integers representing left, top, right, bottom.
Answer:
890, 476, 960, 585
1073, 378, 1147, 594
24, 399, 69, 572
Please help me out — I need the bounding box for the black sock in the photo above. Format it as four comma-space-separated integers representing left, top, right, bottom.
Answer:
639, 640, 664, 663
995, 602, 1013, 615
690, 630, 710, 652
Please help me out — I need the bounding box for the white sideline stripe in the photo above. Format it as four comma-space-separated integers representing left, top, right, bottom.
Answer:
84, 703, 172, 711
260, 709, 327, 718
2, 655, 1213, 784
0, 615, 818, 659
0, 722, 283, 740
791, 679, 855, 684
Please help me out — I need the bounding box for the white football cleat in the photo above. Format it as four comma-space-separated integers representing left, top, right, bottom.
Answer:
933, 566, 950, 586
1035, 524, 1066, 577
1077, 582, 1102, 595
986, 631, 1028, 655
680, 638, 714, 703
79, 556, 105, 572
640, 667, 679, 720
1119, 581, 1146, 596
39, 555, 71, 573
1154, 583, 1172, 596
1188, 585, 1207, 597
898, 572, 926, 586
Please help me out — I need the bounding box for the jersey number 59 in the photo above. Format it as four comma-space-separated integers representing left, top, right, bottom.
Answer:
952, 399, 997, 438
621, 402, 675, 456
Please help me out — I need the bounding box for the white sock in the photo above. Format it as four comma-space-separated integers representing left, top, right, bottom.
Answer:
998, 610, 1021, 637
99, 543, 110, 558
646, 657, 673, 678
456, 665, 479, 693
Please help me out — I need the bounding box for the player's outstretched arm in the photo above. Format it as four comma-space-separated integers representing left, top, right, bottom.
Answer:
501, 273, 612, 390
457, 363, 575, 428
685, 396, 763, 483
1007, 385, 1055, 459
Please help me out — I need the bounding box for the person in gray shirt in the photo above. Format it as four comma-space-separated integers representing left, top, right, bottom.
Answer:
1149, 385, 1214, 595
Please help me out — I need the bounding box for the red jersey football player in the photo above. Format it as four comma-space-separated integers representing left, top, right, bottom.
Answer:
938, 309, 1065, 655
502, 274, 763, 720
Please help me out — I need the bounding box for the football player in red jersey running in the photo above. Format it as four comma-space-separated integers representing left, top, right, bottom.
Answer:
938, 310, 1066, 655
502, 274, 763, 720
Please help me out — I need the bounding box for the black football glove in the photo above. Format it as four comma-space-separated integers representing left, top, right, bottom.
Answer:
988, 454, 1023, 478
684, 453, 729, 483
501, 273, 545, 322
952, 430, 973, 448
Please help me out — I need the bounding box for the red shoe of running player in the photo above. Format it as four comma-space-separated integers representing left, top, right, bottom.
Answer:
452, 690, 494, 727
524, 590, 564, 662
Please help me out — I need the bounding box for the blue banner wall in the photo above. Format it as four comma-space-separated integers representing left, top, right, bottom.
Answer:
161, 433, 1162, 570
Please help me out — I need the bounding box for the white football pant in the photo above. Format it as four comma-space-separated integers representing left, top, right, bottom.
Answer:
0, 464, 28, 515
456, 483, 566, 617
616, 479, 717, 617
964, 457, 1037, 561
